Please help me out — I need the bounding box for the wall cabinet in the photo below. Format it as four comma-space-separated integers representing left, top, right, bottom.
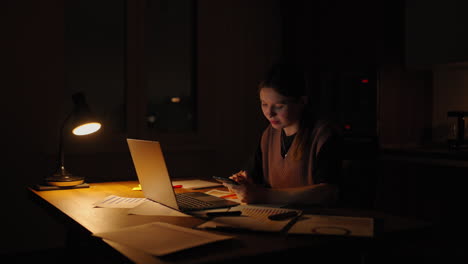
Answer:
377, 153, 468, 231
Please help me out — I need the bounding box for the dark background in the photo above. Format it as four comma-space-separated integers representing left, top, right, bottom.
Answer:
2, 0, 468, 261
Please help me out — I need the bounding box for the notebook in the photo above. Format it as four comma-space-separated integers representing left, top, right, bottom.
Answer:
126, 138, 239, 212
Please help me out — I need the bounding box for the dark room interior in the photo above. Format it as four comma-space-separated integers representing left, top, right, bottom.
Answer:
2, 0, 468, 263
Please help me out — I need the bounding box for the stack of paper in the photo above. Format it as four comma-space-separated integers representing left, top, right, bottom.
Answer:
197, 205, 301, 232
196, 205, 374, 237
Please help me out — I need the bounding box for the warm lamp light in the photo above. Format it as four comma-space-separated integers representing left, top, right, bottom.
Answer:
45, 92, 101, 187
73, 122, 101, 136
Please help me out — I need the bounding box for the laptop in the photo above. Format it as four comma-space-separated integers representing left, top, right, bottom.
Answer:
127, 138, 239, 212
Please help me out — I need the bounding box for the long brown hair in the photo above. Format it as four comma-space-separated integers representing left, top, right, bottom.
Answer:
258, 63, 316, 160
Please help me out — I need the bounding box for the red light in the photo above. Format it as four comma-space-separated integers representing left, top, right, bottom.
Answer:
344, 124, 351, 130
361, 79, 369, 84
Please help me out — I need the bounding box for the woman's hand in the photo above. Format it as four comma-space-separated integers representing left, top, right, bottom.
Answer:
222, 170, 247, 194
229, 170, 248, 184
223, 170, 268, 204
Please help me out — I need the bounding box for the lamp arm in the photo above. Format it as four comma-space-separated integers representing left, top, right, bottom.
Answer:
56, 111, 73, 176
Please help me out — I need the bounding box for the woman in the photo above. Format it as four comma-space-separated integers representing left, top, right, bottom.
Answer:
225, 63, 342, 206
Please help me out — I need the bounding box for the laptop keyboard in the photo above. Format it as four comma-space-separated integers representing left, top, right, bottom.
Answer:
176, 193, 215, 210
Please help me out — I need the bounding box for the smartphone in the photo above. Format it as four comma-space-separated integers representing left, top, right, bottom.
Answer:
212, 176, 239, 185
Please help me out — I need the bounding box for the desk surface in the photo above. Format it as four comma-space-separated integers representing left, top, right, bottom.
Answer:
29, 181, 428, 264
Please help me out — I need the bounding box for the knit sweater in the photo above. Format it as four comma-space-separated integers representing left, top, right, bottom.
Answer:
260, 120, 341, 188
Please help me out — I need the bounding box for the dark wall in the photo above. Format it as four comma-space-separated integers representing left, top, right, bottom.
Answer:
406, 0, 468, 67
2, 0, 69, 254
1, 0, 280, 255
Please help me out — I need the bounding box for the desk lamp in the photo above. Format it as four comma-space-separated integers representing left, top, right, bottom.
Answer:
45, 92, 101, 187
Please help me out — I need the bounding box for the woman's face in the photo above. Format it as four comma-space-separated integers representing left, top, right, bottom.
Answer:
259, 87, 305, 135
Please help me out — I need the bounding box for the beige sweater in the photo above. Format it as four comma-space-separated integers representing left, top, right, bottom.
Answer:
260, 120, 337, 188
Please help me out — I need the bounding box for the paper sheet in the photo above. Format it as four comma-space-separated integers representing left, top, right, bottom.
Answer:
93, 195, 148, 208
93, 222, 233, 256
288, 214, 374, 237
171, 179, 223, 189
128, 200, 190, 217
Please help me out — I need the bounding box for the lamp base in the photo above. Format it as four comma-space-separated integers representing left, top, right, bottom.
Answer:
45, 175, 85, 187
33, 183, 89, 191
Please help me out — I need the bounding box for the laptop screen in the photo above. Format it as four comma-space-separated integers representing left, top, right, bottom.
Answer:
127, 138, 180, 210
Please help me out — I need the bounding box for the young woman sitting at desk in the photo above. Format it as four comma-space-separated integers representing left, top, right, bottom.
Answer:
223, 63, 342, 206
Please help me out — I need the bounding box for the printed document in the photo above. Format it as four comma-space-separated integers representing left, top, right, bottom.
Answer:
93, 195, 147, 208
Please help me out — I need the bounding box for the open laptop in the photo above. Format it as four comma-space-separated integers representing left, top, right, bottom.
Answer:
127, 138, 239, 212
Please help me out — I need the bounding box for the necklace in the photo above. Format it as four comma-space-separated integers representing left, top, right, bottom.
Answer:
281, 133, 287, 158
281, 130, 294, 158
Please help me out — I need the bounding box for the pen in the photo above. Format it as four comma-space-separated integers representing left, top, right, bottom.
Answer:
268, 211, 299, 221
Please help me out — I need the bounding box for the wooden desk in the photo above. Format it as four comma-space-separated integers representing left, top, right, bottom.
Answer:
29, 181, 429, 264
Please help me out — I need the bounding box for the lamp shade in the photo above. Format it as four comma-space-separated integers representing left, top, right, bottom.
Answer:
70, 92, 102, 135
